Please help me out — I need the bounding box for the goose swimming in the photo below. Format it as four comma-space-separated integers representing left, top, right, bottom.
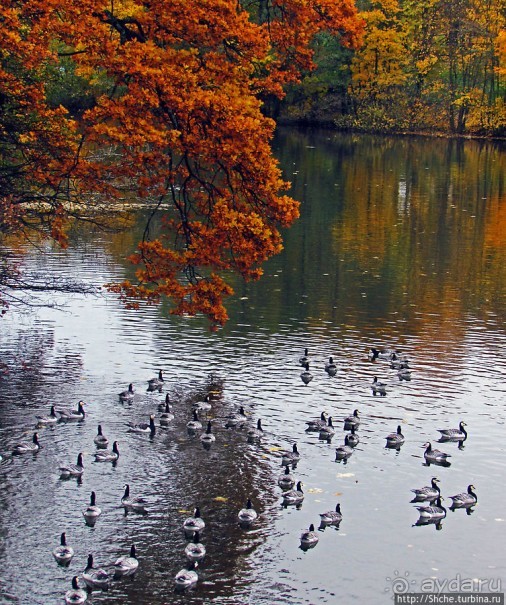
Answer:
416, 496, 446, 520
319, 503, 343, 525
300, 524, 319, 550
127, 415, 156, 436
174, 561, 198, 590
282, 481, 304, 506
121, 484, 147, 513
53, 532, 74, 566
192, 394, 212, 413
113, 544, 139, 579
385, 425, 405, 447
437, 421, 467, 441
82, 491, 101, 524
305, 411, 327, 432
200, 421, 216, 445
12, 432, 40, 455
344, 409, 360, 429
158, 392, 171, 411
186, 410, 203, 432
449, 484, 477, 508
335, 435, 354, 461
247, 419, 264, 442
346, 425, 360, 447
398, 367, 412, 380
369, 347, 396, 361
281, 443, 301, 466
371, 376, 387, 396
36, 405, 58, 426
93, 425, 109, 448
390, 353, 410, 369
422, 442, 451, 464
94, 440, 119, 462
147, 370, 164, 391
325, 357, 337, 376
183, 507, 205, 535
59, 452, 84, 479
238, 499, 258, 525
411, 477, 440, 502
159, 401, 175, 426
300, 363, 313, 385
118, 383, 135, 402
56, 401, 85, 421
299, 348, 309, 366
278, 466, 295, 491
184, 532, 206, 562
225, 406, 248, 429
64, 576, 87, 604
82, 554, 110, 592
319, 417, 335, 440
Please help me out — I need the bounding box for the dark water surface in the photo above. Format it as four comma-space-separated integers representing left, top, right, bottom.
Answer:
1, 129, 506, 604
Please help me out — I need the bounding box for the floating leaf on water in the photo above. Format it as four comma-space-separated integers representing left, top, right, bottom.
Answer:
336, 473, 354, 478
333, 492, 343, 497
178, 509, 192, 514
307, 488, 323, 494
213, 496, 228, 503
269, 446, 283, 452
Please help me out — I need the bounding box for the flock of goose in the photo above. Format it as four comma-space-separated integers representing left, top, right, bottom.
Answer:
3, 344, 478, 601
3, 369, 279, 602
5, 393, 154, 603
289, 347, 477, 544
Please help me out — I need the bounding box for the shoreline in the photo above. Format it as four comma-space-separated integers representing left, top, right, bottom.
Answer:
275, 117, 506, 143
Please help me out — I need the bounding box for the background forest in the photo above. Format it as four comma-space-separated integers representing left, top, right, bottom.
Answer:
279, 0, 506, 136
37, 0, 506, 138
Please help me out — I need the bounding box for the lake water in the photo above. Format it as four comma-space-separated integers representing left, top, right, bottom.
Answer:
1, 128, 506, 604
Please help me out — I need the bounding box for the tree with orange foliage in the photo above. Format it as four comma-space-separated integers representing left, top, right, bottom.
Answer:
0, 0, 362, 326
0, 3, 79, 242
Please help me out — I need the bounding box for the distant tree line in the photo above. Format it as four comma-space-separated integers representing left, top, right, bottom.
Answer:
276, 0, 506, 136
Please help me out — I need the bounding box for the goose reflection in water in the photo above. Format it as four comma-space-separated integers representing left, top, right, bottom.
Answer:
423, 457, 452, 469
412, 517, 444, 531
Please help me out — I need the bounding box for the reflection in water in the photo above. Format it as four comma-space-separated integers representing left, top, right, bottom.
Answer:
1, 129, 506, 604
